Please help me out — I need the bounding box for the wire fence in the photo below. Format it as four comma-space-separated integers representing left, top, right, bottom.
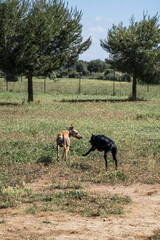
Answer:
0, 78, 160, 98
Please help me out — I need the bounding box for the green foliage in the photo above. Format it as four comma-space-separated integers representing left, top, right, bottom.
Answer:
101, 13, 160, 98
106, 73, 118, 81
5, 72, 18, 82
0, 0, 91, 101
0, 0, 91, 76
57, 59, 109, 79
120, 73, 131, 82
104, 68, 115, 78
87, 59, 108, 73
68, 70, 80, 78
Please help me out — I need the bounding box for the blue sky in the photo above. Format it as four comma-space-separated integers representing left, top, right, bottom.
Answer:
68, 0, 160, 61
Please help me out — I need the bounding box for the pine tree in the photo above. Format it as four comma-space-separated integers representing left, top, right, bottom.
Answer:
0, 0, 91, 101
101, 13, 160, 99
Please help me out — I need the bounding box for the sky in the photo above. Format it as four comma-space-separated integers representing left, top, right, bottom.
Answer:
67, 0, 160, 61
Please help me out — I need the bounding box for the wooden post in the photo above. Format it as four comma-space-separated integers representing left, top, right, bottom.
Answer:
79, 78, 81, 94
6, 81, 8, 92
113, 80, 115, 96
44, 78, 46, 94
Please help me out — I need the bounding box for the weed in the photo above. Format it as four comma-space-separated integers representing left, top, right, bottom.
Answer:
105, 172, 127, 183
0, 219, 5, 224
146, 229, 160, 240
49, 181, 82, 190
40, 190, 131, 217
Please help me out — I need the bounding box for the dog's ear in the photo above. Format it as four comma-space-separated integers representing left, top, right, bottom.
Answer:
91, 134, 95, 139
70, 124, 74, 130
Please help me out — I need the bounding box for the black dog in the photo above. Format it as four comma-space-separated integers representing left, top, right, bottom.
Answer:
83, 134, 118, 170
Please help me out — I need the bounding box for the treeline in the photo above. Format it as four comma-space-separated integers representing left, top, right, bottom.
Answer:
56, 59, 131, 82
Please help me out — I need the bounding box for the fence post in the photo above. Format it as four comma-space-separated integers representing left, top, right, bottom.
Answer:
44, 78, 46, 93
79, 78, 81, 94
6, 81, 8, 92
112, 81, 116, 96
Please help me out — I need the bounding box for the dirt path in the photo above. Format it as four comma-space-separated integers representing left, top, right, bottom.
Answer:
0, 178, 160, 240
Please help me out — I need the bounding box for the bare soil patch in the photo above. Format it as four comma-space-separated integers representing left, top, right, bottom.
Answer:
0, 173, 160, 240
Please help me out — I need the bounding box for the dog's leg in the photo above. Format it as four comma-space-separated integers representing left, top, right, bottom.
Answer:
64, 138, 70, 161
104, 151, 109, 171
82, 147, 95, 156
57, 144, 60, 161
111, 147, 118, 170
62, 146, 67, 161
61, 144, 68, 161
62, 147, 65, 160
65, 146, 69, 161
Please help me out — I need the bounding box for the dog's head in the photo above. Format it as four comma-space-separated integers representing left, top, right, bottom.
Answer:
68, 124, 82, 139
89, 134, 96, 144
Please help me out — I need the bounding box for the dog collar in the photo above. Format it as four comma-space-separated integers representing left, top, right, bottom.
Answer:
67, 128, 72, 136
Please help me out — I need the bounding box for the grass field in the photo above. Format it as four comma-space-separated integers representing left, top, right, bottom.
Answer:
0, 78, 160, 207
0, 79, 160, 218
0, 86, 160, 199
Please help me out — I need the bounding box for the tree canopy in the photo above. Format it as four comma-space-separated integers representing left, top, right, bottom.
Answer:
0, 0, 91, 101
101, 13, 160, 99
87, 59, 108, 73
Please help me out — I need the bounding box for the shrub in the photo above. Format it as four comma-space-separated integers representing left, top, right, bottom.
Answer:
120, 73, 131, 82
68, 71, 79, 78
57, 69, 69, 78
96, 73, 105, 80
104, 69, 115, 79
107, 73, 119, 81
5, 72, 18, 82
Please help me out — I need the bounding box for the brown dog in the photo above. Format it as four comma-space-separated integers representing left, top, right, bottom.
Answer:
57, 124, 82, 161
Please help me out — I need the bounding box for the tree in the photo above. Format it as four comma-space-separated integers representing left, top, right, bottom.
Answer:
87, 59, 108, 73
0, 0, 91, 101
100, 13, 160, 99
139, 48, 160, 84
0, 0, 29, 78
75, 60, 89, 76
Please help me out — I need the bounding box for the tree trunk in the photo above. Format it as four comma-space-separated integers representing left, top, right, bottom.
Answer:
132, 74, 137, 100
27, 75, 33, 102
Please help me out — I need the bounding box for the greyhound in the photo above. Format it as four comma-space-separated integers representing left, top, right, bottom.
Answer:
83, 134, 118, 170
57, 124, 82, 161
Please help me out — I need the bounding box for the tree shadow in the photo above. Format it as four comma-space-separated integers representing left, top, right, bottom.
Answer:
61, 98, 146, 103
0, 102, 19, 106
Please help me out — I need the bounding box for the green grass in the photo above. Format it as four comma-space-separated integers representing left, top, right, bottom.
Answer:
23, 190, 131, 217
0, 85, 160, 215
0, 77, 160, 99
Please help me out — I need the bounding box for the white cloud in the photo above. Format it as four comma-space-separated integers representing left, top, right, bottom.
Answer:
96, 16, 102, 21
